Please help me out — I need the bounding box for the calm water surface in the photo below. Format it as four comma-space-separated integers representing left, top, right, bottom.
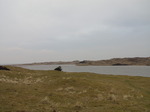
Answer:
19, 65, 150, 77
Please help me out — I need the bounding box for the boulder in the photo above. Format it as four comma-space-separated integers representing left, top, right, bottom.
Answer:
54, 66, 62, 71
0, 66, 10, 70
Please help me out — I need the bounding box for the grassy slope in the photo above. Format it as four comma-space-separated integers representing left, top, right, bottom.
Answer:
0, 66, 150, 112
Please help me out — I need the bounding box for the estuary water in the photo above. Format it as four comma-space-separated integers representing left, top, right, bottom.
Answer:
18, 65, 150, 77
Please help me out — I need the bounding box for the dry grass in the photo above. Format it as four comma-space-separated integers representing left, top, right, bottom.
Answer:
0, 66, 150, 112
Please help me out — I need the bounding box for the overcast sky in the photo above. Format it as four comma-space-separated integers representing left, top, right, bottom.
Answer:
0, 0, 150, 64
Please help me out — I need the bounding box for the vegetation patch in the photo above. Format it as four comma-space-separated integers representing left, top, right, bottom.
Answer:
0, 66, 150, 112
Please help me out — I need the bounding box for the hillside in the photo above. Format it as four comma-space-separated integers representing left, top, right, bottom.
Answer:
0, 66, 150, 112
16, 57, 150, 66
77, 57, 150, 66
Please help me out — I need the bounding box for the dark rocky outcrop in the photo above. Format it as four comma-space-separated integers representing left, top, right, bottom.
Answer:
0, 66, 10, 70
54, 66, 62, 71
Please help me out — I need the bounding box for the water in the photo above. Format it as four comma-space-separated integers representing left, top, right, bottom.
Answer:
18, 65, 150, 77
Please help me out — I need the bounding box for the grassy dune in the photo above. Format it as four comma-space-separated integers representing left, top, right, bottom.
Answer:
0, 66, 150, 112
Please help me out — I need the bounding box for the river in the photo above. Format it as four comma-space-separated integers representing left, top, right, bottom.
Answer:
18, 65, 150, 77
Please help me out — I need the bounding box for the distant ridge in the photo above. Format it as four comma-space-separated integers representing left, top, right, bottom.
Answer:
77, 57, 150, 66
16, 57, 150, 66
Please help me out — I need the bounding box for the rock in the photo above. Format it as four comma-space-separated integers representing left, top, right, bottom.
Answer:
54, 66, 62, 71
0, 66, 10, 70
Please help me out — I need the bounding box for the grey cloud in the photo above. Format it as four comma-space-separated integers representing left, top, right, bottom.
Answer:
0, 0, 150, 64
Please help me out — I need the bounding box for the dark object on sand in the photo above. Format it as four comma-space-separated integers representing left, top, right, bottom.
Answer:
54, 66, 62, 71
79, 60, 87, 64
52, 109, 56, 112
112, 63, 128, 66
0, 66, 10, 70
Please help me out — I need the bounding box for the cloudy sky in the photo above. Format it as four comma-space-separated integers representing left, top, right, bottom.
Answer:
0, 0, 150, 64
